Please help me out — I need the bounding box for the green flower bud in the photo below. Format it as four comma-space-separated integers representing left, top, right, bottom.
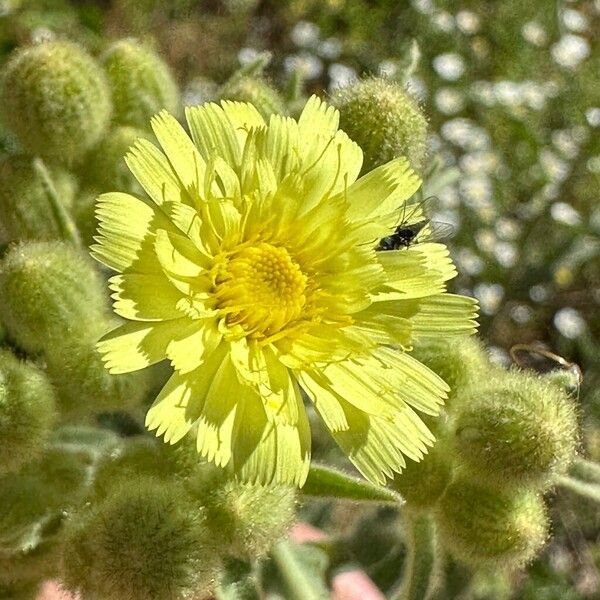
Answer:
411, 337, 491, 410
0, 156, 77, 244
0, 472, 64, 586
220, 76, 286, 119
188, 465, 296, 560
390, 442, 452, 510
21, 446, 89, 502
453, 371, 579, 489
102, 39, 180, 129
0, 41, 111, 164
81, 126, 148, 194
0, 241, 107, 354
61, 477, 219, 600
436, 479, 549, 568
331, 76, 428, 173
93, 436, 195, 500
45, 328, 149, 419
0, 350, 57, 475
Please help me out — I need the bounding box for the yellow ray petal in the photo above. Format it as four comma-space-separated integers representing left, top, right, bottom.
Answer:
97, 318, 199, 374
377, 243, 457, 299
92, 192, 171, 273
384, 293, 479, 341
343, 157, 421, 226
150, 110, 208, 198
146, 347, 226, 444
185, 103, 242, 170
125, 139, 189, 206
232, 380, 311, 486
166, 319, 222, 374
109, 272, 186, 321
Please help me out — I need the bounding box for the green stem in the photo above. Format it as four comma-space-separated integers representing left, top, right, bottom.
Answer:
271, 541, 326, 600
32, 157, 81, 247
392, 513, 437, 600
556, 475, 600, 503
570, 458, 600, 485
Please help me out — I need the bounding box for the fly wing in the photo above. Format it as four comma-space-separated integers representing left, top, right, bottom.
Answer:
415, 220, 455, 243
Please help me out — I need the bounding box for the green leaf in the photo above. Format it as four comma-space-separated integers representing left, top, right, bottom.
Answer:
271, 540, 330, 600
301, 463, 402, 504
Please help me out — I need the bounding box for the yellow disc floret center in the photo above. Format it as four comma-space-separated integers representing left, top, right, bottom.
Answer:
216, 242, 308, 336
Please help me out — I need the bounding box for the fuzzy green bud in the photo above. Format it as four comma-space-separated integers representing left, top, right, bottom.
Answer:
0, 41, 111, 164
93, 436, 195, 500
45, 328, 149, 419
0, 156, 77, 244
411, 337, 491, 410
61, 477, 219, 600
0, 350, 57, 475
102, 39, 180, 129
0, 241, 107, 354
436, 479, 549, 568
453, 371, 579, 489
332, 77, 428, 173
220, 76, 286, 119
188, 465, 296, 561
81, 126, 148, 194
390, 442, 452, 510
0, 472, 64, 586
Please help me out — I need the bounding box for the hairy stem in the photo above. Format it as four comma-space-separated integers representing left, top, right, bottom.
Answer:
392, 512, 437, 600
556, 475, 600, 503
33, 157, 81, 247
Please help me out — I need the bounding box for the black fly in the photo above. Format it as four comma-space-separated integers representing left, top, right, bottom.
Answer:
376, 196, 454, 251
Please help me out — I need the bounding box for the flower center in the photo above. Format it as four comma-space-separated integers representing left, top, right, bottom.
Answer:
216, 242, 308, 336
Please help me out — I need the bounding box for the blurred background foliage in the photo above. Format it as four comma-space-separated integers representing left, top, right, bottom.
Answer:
0, 0, 598, 598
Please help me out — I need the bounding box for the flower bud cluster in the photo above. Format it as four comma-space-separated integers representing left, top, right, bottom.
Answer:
60, 443, 297, 600
391, 337, 579, 570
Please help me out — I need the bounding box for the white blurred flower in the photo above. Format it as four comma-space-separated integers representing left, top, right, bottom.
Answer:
522, 21, 547, 46
291, 21, 320, 47
455, 247, 484, 276
474, 283, 505, 315
494, 81, 521, 107
460, 176, 493, 207
551, 34, 590, 68
510, 304, 533, 324
554, 308, 586, 339
587, 156, 600, 173
495, 217, 521, 240
238, 47, 260, 65
407, 75, 428, 100
456, 10, 480, 34
475, 229, 497, 253
551, 202, 581, 226
541, 149, 570, 182
433, 53, 465, 81
412, 0, 434, 15
530, 284, 550, 303
435, 88, 465, 114
433, 11, 455, 33
586, 107, 600, 127
379, 60, 399, 78
494, 241, 518, 268
284, 53, 323, 79
563, 9, 588, 32
318, 37, 342, 60
328, 63, 357, 91
441, 118, 490, 150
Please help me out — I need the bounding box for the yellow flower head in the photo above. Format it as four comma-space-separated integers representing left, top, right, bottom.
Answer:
92, 97, 478, 486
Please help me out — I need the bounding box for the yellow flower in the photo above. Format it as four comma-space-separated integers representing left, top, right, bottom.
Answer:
92, 97, 478, 486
